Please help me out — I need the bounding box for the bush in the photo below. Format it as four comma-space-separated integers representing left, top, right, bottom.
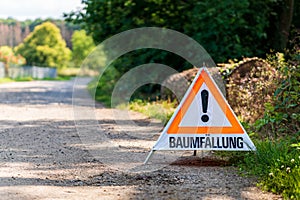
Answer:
254, 53, 300, 139
240, 138, 300, 199
238, 52, 300, 199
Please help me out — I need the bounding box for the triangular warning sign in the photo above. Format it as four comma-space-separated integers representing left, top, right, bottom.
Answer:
145, 67, 256, 163
167, 67, 244, 134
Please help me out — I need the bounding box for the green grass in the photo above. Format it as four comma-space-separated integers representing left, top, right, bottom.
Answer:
214, 123, 300, 200
57, 67, 80, 77
0, 67, 85, 84
119, 99, 177, 124
14, 77, 34, 81
0, 76, 72, 83
0, 77, 14, 83
40, 76, 72, 81
58, 67, 97, 77
238, 136, 300, 199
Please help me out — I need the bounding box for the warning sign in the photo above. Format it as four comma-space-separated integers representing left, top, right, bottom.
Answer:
167, 67, 244, 135
149, 67, 256, 154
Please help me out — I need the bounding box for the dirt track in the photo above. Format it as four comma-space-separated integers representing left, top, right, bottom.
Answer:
0, 79, 281, 199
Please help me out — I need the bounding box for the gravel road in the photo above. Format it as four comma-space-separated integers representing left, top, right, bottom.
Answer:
0, 78, 281, 200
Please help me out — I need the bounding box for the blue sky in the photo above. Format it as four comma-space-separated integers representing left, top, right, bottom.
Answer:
0, 0, 83, 21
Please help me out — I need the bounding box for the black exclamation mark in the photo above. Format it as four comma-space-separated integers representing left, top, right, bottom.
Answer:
201, 90, 209, 122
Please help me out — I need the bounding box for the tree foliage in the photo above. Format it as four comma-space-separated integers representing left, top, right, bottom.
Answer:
66, 0, 297, 64
66, 0, 299, 104
15, 22, 71, 68
0, 46, 26, 76
0, 18, 79, 48
71, 30, 95, 67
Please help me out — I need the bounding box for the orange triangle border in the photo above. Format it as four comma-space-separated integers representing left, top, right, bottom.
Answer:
167, 68, 244, 134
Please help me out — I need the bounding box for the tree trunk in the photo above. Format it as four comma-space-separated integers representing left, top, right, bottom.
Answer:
277, 0, 294, 51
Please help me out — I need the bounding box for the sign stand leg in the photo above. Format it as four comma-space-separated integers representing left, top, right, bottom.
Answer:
144, 150, 155, 165
193, 150, 197, 156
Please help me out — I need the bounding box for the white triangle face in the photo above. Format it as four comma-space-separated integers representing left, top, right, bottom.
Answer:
179, 83, 231, 127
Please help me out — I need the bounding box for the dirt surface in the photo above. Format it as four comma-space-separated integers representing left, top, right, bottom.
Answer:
0, 78, 282, 200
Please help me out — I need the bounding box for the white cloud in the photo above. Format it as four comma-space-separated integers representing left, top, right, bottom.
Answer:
0, 0, 83, 20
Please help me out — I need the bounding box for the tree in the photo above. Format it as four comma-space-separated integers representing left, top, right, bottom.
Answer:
65, 0, 299, 104
0, 46, 26, 77
66, 0, 299, 63
15, 22, 71, 68
269, 0, 295, 51
71, 30, 95, 67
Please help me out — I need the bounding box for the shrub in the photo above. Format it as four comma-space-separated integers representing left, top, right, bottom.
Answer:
254, 53, 300, 139
240, 138, 300, 199
239, 52, 300, 199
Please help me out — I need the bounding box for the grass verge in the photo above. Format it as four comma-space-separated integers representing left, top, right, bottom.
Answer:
0, 77, 14, 84
118, 99, 177, 124
0, 76, 72, 83
239, 137, 300, 199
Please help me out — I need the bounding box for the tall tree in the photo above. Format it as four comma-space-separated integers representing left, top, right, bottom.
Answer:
71, 30, 95, 67
15, 22, 71, 68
